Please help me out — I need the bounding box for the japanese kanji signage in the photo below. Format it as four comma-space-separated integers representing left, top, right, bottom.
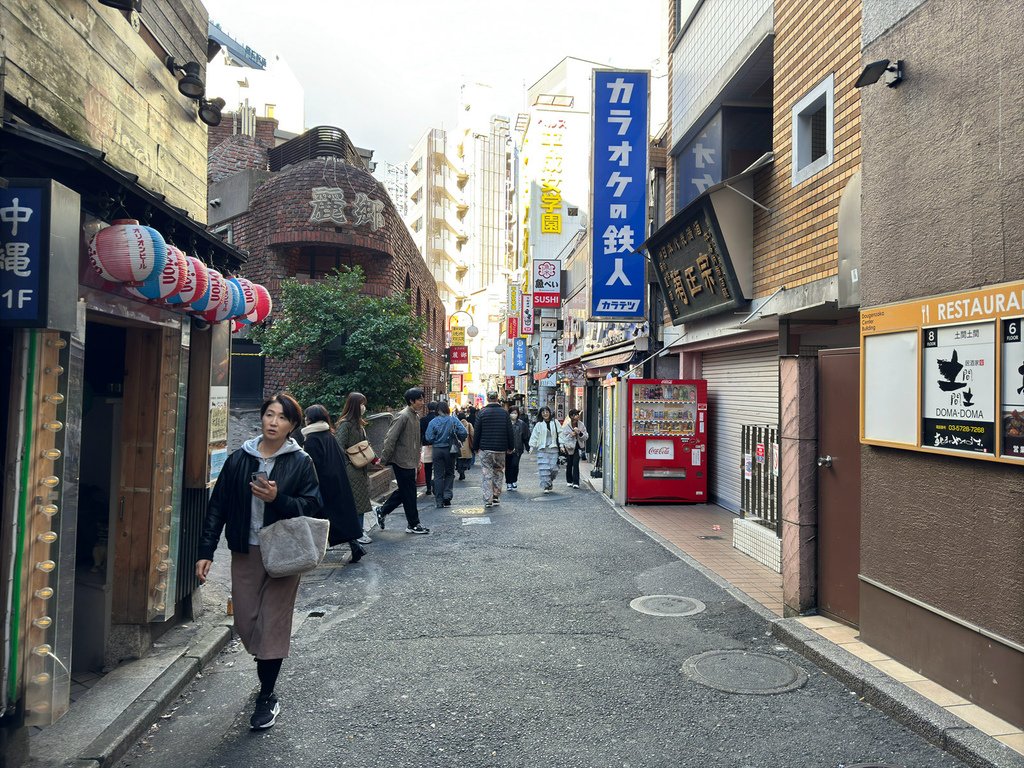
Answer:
532, 258, 561, 307
309, 187, 385, 231
1001, 318, 1024, 459
508, 283, 520, 315
0, 179, 78, 331
450, 326, 466, 346
679, 112, 722, 208
513, 337, 527, 372
646, 198, 744, 325
505, 376, 516, 391
521, 294, 535, 335
923, 323, 995, 454
507, 315, 519, 340
590, 70, 649, 320
538, 118, 566, 235
450, 373, 464, 393
449, 345, 468, 365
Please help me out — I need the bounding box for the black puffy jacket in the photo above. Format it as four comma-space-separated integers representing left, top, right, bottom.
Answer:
473, 403, 515, 452
198, 446, 322, 561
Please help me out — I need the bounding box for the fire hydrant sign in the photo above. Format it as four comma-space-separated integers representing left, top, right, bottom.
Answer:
922, 322, 995, 454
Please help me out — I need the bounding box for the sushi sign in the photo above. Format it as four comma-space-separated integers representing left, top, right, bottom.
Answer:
860, 279, 1024, 463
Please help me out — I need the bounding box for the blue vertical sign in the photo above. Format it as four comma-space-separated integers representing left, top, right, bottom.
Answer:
512, 337, 527, 372
679, 111, 722, 208
0, 186, 46, 326
591, 70, 648, 320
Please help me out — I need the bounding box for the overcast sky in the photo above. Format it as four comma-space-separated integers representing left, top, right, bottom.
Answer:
202, 0, 667, 166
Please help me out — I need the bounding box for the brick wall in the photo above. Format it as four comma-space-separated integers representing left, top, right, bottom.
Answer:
751, 0, 861, 296
222, 154, 444, 403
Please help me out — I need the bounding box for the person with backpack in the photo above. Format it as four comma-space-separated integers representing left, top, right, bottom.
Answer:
529, 406, 561, 493
424, 402, 468, 508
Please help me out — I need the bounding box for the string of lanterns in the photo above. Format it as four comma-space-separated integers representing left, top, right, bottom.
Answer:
87, 219, 272, 329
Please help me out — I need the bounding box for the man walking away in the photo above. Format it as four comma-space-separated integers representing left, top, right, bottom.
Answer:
561, 408, 589, 489
375, 388, 430, 534
420, 401, 439, 496
473, 391, 515, 508
424, 402, 468, 508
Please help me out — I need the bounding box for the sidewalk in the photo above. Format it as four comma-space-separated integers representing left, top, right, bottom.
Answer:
585, 469, 1024, 768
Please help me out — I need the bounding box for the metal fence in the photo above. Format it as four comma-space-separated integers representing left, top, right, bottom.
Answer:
740, 424, 780, 534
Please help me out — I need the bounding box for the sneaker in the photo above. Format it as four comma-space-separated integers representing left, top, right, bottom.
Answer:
512, 483, 518, 490
250, 693, 280, 730
491, 497, 500, 505
375, 506, 386, 530
357, 534, 372, 544
566, 482, 573, 487
506, 483, 514, 491
572, 483, 580, 489
405, 525, 430, 535
484, 501, 494, 508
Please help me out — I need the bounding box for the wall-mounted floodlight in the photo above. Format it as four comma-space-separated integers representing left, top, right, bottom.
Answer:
855, 59, 904, 88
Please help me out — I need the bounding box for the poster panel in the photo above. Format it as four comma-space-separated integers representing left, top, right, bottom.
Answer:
521, 294, 534, 334
1001, 317, 1024, 459
922, 322, 995, 455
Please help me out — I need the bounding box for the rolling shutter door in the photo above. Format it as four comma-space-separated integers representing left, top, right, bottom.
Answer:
701, 344, 778, 513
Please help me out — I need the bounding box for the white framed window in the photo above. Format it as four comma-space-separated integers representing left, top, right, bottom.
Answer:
791, 74, 835, 186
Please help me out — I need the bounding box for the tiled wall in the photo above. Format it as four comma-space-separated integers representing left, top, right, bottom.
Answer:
670, 0, 772, 148
733, 516, 782, 573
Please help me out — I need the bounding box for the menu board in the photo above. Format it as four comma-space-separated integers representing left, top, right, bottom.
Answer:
922, 322, 995, 454
632, 382, 697, 437
1002, 317, 1024, 459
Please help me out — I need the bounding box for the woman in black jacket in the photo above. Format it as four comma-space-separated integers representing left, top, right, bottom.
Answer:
504, 405, 530, 490
301, 404, 365, 562
195, 393, 321, 731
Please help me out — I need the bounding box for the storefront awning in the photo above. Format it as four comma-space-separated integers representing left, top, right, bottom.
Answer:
582, 342, 638, 379
0, 121, 247, 272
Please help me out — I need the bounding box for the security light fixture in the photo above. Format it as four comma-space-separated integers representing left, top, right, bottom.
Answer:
855, 59, 904, 88
198, 97, 226, 127
165, 57, 205, 99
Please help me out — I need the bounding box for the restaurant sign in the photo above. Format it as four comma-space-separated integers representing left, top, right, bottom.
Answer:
645, 197, 744, 325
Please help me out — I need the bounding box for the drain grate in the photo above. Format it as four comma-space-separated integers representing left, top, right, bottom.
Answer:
697, 535, 723, 540
630, 595, 707, 617
682, 650, 808, 695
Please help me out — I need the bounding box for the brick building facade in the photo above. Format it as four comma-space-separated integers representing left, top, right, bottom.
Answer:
208, 117, 446, 403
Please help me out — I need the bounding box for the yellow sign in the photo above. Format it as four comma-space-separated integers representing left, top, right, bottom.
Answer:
861, 280, 1024, 336
450, 327, 466, 346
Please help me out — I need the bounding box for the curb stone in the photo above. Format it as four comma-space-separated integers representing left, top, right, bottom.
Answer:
77, 625, 232, 768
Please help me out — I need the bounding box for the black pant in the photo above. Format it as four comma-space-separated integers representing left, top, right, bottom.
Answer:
457, 456, 471, 477
380, 465, 420, 527
565, 450, 580, 485
431, 447, 455, 504
505, 452, 521, 484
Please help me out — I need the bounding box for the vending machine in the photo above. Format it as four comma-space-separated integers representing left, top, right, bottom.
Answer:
626, 379, 708, 503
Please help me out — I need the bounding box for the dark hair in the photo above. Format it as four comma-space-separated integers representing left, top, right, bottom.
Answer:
568, 409, 581, 418
339, 392, 368, 426
509, 406, 519, 416
261, 392, 303, 427
427, 401, 439, 413
305, 403, 333, 430
539, 406, 552, 421
404, 387, 424, 405
487, 391, 499, 401
437, 401, 450, 415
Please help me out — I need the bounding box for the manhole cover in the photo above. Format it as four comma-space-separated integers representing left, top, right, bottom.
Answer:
630, 595, 706, 617
682, 650, 808, 694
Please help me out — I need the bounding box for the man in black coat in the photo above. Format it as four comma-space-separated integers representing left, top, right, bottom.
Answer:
473, 391, 515, 507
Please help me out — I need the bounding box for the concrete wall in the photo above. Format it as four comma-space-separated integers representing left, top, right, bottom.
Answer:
859, 0, 1024, 725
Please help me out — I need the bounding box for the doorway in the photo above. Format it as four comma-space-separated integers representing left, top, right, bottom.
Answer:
816, 348, 861, 626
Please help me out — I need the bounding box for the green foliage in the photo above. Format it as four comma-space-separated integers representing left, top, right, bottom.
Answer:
248, 267, 426, 414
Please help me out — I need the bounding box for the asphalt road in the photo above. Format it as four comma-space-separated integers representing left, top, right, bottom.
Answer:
116, 454, 968, 768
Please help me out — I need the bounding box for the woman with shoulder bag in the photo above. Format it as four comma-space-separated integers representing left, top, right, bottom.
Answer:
504, 406, 530, 490
528, 406, 561, 493
301, 404, 365, 562
335, 392, 376, 544
457, 410, 474, 481
195, 393, 321, 731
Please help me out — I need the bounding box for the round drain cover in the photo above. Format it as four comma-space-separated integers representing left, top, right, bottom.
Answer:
682, 650, 808, 695
630, 595, 706, 617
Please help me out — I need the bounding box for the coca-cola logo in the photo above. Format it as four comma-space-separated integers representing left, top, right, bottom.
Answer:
646, 441, 674, 460
648, 446, 671, 455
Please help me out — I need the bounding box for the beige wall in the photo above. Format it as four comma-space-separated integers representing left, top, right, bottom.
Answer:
1, 0, 209, 220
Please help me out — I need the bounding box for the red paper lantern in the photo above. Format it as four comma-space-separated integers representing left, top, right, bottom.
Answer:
235, 278, 259, 317
87, 219, 167, 286
126, 244, 188, 302
225, 278, 247, 318
166, 257, 210, 308
244, 283, 273, 324
196, 270, 234, 323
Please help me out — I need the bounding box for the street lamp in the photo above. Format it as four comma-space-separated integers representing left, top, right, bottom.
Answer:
447, 310, 478, 337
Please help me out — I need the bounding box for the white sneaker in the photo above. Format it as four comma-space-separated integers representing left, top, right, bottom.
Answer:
543, 488, 551, 494
507, 483, 513, 491
357, 534, 372, 544
566, 482, 573, 487
572, 484, 580, 489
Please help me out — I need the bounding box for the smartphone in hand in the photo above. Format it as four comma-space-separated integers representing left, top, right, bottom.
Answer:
251, 471, 269, 486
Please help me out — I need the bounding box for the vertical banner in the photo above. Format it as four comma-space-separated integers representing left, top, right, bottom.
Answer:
590, 69, 649, 320
521, 294, 535, 334
532, 258, 562, 307
507, 315, 519, 339
450, 326, 466, 346
508, 283, 520, 316
540, 333, 559, 372
513, 337, 527, 372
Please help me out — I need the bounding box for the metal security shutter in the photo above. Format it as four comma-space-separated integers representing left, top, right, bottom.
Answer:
701, 344, 779, 513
